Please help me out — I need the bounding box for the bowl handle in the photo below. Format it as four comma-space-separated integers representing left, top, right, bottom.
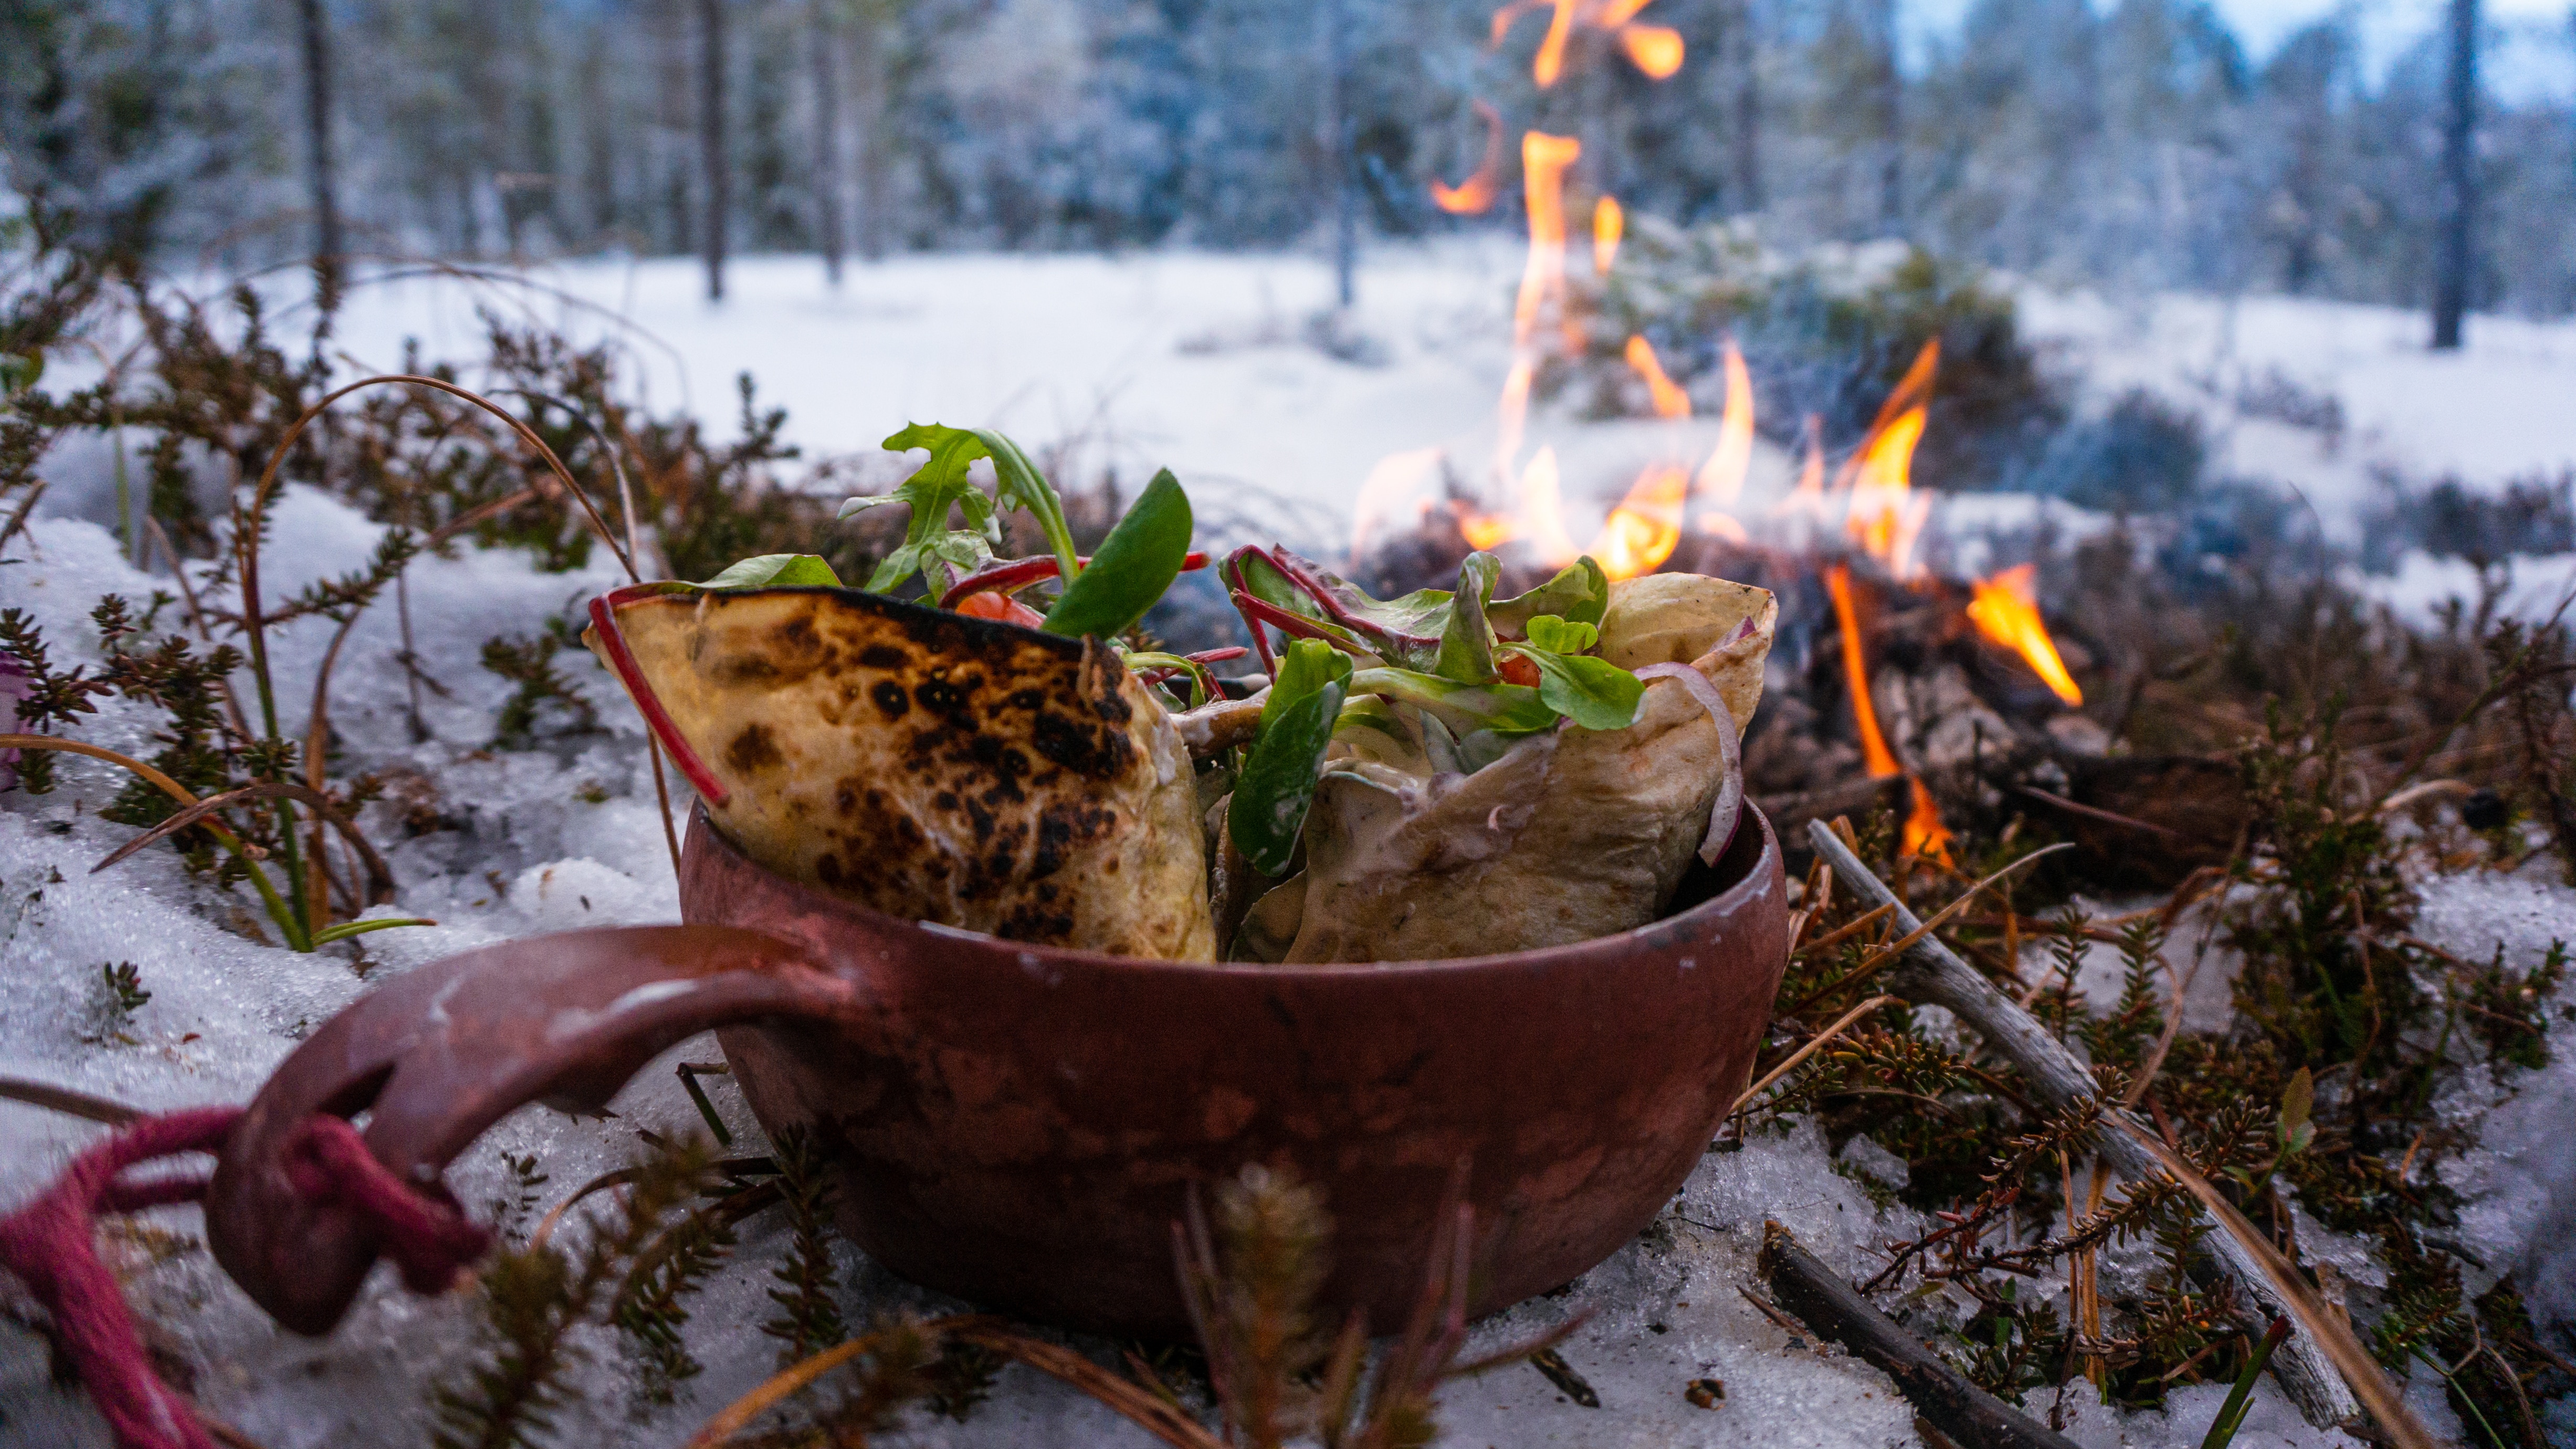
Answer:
206, 923, 864, 1336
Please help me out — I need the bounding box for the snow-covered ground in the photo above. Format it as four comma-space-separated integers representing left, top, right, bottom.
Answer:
301, 250, 2576, 622
8, 248, 2576, 1446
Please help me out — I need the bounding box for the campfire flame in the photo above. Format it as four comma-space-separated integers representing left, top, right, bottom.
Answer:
1623, 335, 1690, 419
1841, 339, 1939, 579
1594, 465, 1689, 579
1431, 100, 1506, 215
1531, 0, 1580, 85
1695, 339, 1753, 507
1510, 132, 1582, 355
1498, 0, 1685, 85
1967, 563, 2084, 706
1611, 13, 1685, 77
1831, 565, 1955, 863
1826, 565, 1901, 780
1593, 196, 1624, 273
1905, 777, 1955, 865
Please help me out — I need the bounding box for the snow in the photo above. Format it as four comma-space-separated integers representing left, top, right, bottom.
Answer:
9, 248, 2576, 1445
0, 509, 2294, 1449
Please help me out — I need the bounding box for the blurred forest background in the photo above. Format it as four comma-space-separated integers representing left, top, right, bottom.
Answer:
5, 0, 2575, 322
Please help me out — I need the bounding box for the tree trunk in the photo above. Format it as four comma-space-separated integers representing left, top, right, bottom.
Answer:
699, 0, 730, 302
2432, 0, 2477, 350
853, 1, 890, 260
297, 0, 343, 310
1727, 0, 1762, 214
1874, 0, 1901, 234
811, 0, 846, 286
1323, 0, 1356, 308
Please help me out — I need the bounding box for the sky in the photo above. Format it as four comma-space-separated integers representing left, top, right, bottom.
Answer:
1906, 0, 2575, 101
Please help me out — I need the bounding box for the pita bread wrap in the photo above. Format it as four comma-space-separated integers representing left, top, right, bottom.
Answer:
587, 586, 1214, 960
1244, 572, 1773, 964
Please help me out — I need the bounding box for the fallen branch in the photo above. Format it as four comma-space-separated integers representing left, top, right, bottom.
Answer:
1759, 1221, 2079, 1449
1802, 821, 2413, 1441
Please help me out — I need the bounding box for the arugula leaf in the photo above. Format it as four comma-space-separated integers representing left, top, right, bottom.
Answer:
1227, 639, 1352, 876
1043, 468, 1192, 640
1498, 614, 1643, 731
1489, 556, 1610, 636
974, 428, 1081, 582
849, 424, 1001, 594
1433, 551, 1500, 682
695, 553, 844, 590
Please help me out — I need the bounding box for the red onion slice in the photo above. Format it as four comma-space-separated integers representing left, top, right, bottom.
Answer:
1634, 663, 1743, 866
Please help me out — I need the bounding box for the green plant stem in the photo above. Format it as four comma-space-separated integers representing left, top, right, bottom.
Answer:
0, 733, 308, 949
2409, 1346, 2506, 1449
309, 916, 435, 947
2198, 1317, 2288, 1449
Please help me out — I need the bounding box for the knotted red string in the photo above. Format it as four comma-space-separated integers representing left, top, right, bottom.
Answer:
0, 1107, 493, 1449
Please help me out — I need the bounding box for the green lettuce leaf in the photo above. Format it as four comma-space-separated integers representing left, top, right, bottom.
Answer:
1432, 551, 1501, 682
1498, 613, 1643, 731
1227, 639, 1352, 876
1489, 556, 1610, 636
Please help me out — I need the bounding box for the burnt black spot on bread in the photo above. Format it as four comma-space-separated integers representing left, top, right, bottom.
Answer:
871, 680, 910, 718
726, 722, 785, 774
1030, 799, 1118, 877
1031, 710, 1135, 780
860, 643, 907, 670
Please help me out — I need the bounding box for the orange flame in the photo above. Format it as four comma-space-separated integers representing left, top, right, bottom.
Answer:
1617, 24, 1684, 77
1826, 564, 1901, 779
1967, 563, 2084, 706
1512, 132, 1581, 351
1463, 447, 1583, 565
1593, 195, 1624, 273
1842, 338, 1939, 578
1623, 335, 1690, 419
1593, 464, 1688, 579
1904, 776, 1954, 865
1695, 339, 1753, 507
1531, 0, 1579, 85
1432, 101, 1506, 215
1495, 0, 1683, 86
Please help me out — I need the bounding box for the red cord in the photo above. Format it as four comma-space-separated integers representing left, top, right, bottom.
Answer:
0, 1109, 492, 1449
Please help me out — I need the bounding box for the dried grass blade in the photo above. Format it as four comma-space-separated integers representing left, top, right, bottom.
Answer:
1729, 994, 1899, 1118
949, 1324, 1225, 1449
2112, 1117, 2438, 1449
682, 1315, 981, 1448
1795, 901, 1896, 960
89, 779, 397, 906
1783, 844, 2073, 1014
0, 1075, 143, 1126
